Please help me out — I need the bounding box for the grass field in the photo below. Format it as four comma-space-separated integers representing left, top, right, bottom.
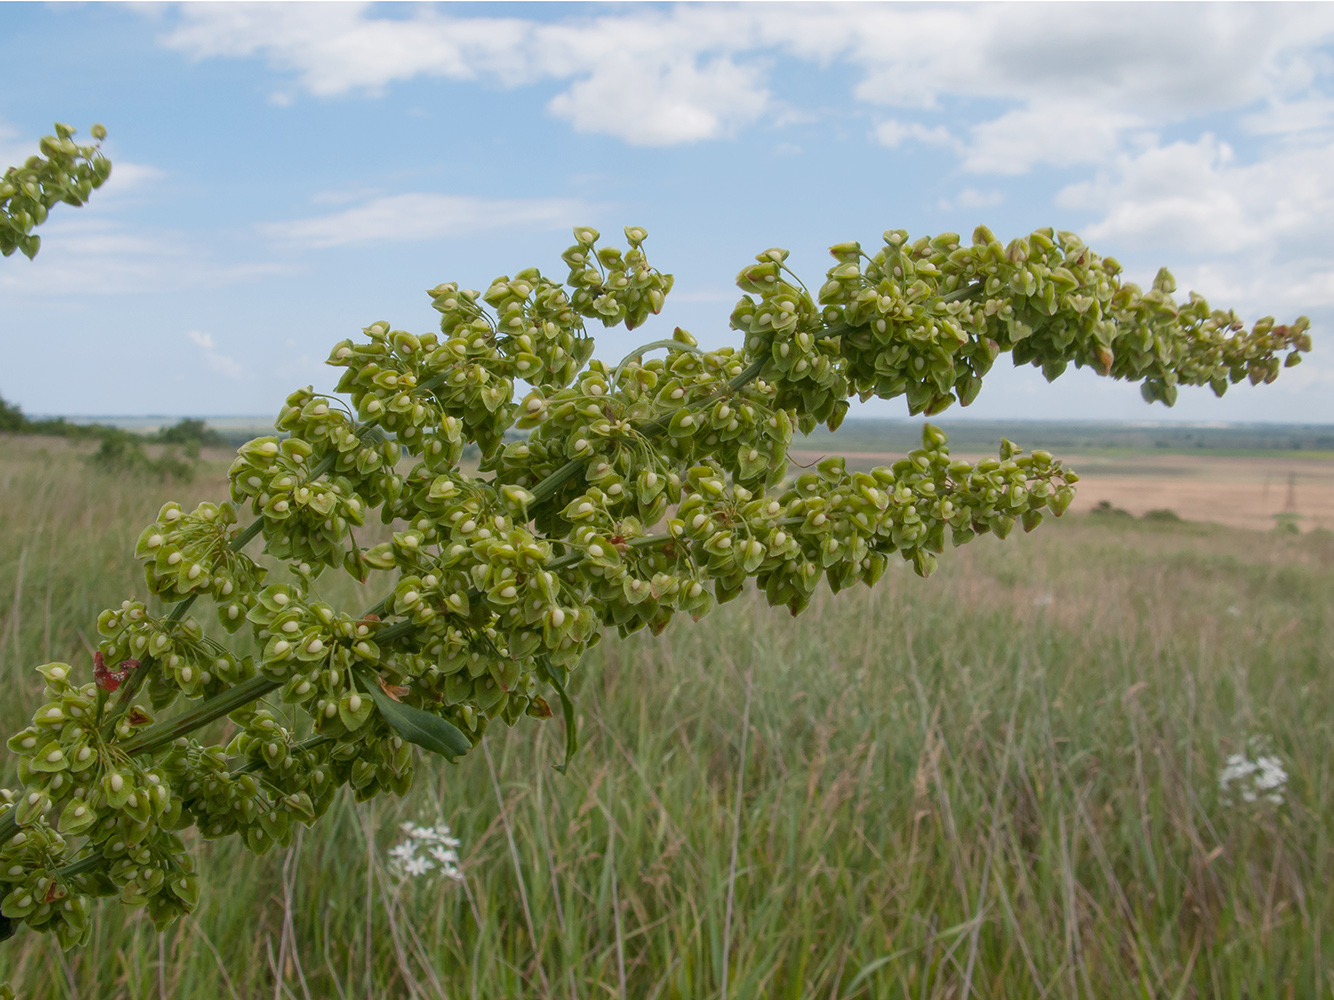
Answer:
0, 433, 1331, 998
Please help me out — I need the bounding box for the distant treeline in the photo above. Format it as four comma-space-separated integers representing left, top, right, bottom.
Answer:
801, 419, 1334, 455
0, 394, 242, 480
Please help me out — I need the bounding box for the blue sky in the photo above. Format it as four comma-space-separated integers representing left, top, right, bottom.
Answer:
3, 2, 1334, 424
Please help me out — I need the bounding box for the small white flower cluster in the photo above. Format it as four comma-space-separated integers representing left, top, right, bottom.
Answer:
1218, 747, 1288, 805
388, 821, 464, 882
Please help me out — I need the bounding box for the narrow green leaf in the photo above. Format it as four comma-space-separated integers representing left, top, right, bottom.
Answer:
358, 674, 470, 760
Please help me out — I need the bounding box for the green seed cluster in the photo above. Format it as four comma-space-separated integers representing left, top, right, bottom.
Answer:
501, 340, 792, 538
2, 664, 196, 946
735, 226, 1311, 420
558, 225, 675, 332
172, 714, 339, 853
135, 502, 267, 625
0, 226, 1309, 952
97, 600, 248, 709
229, 436, 373, 572
0, 123, 110, 261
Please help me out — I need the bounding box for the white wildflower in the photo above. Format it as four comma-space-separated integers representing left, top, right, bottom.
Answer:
388, 820, 465, 884
403, 856, 434, 877
1033, 592, 1053, 608
1218, 742, 1288, 806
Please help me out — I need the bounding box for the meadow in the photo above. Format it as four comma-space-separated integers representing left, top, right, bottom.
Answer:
0, 432, 1330, 998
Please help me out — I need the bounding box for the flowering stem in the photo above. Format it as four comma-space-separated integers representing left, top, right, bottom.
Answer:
121, 675, 282, 758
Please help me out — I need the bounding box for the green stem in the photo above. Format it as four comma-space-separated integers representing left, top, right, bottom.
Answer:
54, 852, 103, 881
120, 675, 282, 759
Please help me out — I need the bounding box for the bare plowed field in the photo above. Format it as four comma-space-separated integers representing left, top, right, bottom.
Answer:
789, 448, 1334, 533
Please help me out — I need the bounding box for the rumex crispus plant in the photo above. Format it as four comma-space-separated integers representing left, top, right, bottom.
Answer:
0, 215, 1310, 961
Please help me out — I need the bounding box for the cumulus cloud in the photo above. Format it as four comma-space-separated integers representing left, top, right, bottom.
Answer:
148, 2, 1334, 330
154, 3, 1334, 170
1242, 98, 1334, 137
170, 3, 1323, 117
960, 101, 1144, 175
1057, 133, 1334, 259
1051, 128, 1334, 323
259, 193, 593, 249
547, 54, 768, 145
7, 1, 1316, 421
841, 4, 1334, 115
160, 3, 774, 146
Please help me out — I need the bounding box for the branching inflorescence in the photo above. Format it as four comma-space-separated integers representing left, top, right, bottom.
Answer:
0, 221, 1310, 951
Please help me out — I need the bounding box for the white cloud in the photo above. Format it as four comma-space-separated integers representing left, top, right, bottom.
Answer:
0, 217, 290, 296
1048, 129, 1334, 341
310, 186, 385, 206
1241, 98, 1334, 137
187, 330, 244, 378
153, 3, 1334, 173
547, 54, 768, 145
0, 122, 35, 171
873, 119, 955, 150
145, 3, 1334, 352
100, 161, 168, 192
1056, 133, 1334, 260
259, 193, 593, 250
160, 4, 773, 146
842, 5, 1334, 115
960, 101, 1144, 175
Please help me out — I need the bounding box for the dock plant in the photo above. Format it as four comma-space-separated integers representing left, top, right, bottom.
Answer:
0, 133, 1312, 958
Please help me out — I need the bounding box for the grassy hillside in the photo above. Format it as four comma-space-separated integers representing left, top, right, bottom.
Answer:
0, 433, 1331, 998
